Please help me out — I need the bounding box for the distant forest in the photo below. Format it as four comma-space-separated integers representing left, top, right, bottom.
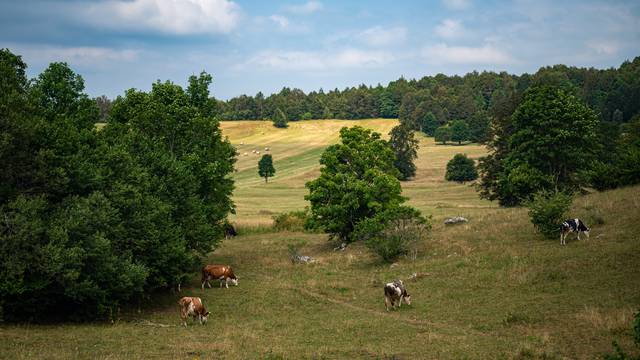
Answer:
212, 57, 640, 135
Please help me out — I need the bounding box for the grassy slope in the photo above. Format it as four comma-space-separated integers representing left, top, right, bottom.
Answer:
224, 119, 492, 227
2, 120, 639, 359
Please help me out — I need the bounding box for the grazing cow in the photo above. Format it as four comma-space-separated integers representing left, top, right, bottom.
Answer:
384, 279, 411, 311
223, 222, 237, 239
560, 218, 591, 245
202, 265, 238, 289
178, 297, 209, 327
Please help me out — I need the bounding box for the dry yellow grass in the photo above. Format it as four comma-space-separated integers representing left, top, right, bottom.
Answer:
220, 119, 494, 227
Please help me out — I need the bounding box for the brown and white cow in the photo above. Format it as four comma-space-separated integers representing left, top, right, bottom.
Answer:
178, 297, 209, 327
384, 279, 411, 311
201, 265, 238, 289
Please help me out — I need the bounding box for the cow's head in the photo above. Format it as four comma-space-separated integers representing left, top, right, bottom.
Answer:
202, 311, 210, 324
584, 228, 590, 238
403, 294, 411, 306
229, 277, 238, 286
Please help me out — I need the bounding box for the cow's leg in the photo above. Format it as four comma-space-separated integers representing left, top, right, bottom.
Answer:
384, 296, 391, 311
181, 309, 188, 327
225, 278, 230, 289
398, 295, 403, 308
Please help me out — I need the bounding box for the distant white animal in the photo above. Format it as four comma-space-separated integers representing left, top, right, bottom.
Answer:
265, 147, 270, 151
243, 152, 248, 156
256, 151, 260, 155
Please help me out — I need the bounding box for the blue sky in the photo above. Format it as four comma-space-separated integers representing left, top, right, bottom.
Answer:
1, 0, 639, 100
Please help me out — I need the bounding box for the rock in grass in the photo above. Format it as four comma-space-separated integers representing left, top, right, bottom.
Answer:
444, 216, 468, 225
290, 254, 315, 264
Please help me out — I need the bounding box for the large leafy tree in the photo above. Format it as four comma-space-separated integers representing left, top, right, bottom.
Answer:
495, 86, 598, 205
305, 126, 404, 242
0, 52, 236, 321
389, 124, 419, 180
450, 120, 470, 144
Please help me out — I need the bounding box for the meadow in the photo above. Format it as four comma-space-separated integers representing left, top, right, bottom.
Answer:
1, 119, 639, 359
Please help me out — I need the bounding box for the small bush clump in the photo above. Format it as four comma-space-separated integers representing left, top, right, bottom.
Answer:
354, 206, 430, 262
445, 153, 478, 182
272, 210, 308, 231
526, 191, 573, 239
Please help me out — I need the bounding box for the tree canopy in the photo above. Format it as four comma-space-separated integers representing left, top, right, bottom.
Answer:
484, 86, 598, 206
305, 126, 404, 242
0, 49, 236, 321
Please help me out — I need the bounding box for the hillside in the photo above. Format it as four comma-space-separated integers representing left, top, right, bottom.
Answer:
2, 119, 638, 359
221, 119, 493, 227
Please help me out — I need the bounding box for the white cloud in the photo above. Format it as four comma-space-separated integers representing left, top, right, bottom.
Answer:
442, 0, 471, 10
269, 15, 290, 29
6, 45, 139, 66
83, 0, 241, 35
423, 43, 514, 65
240, 48, 394, 71
435, 19, 464, 39
286, 1, 323, 14
357, 26, 407, 47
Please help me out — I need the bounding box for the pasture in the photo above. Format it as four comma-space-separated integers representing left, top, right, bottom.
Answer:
1, 119, 639, 359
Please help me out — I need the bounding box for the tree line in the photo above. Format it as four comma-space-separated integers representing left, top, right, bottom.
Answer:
0, 49, 236, 321
215, 58, 639, 138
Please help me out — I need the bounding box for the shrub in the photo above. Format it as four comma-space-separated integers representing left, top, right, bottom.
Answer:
272, 210, 308, 232
445, 154, 478, 182
354, 206, 430, 262
525, 191, 573, 239
434, 126, 451, 144
272, 108, 288, 128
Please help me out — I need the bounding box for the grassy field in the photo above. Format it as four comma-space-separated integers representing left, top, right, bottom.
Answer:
2, 119, 639, 359
222, 119, 492, 228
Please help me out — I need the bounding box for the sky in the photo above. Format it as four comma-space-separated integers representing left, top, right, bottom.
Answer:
1, 0, 639, 100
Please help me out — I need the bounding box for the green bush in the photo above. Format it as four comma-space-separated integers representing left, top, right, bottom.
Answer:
272, 108, 288, 128
525, 191, 573, 239
445, 154, 478, 182
272, 210, 308, 232
354, 206, 430, 262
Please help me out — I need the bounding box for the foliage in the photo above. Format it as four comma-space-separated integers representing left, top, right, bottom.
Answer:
525, 190, 573, 239
491, 86, 599, 205
0, 50, 236, 321
258, 154, 276, 183
389, 124, 419, 180
450, 120, 470, 144
305, 126, 404, 242
418, 111, 438, 136
434, 125, 452, 144
272, 210, 308, 232
354, 206, 430, 262
272, 108, 288, 128
445, 154, 478, 182
468, 111, 490, 143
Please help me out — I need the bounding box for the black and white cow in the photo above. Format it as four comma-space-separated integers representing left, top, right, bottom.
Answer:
384, 279, 411, 311
560, 218, 590, 245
